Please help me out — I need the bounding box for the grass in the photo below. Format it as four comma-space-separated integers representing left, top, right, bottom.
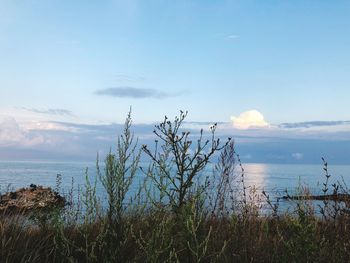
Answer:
1, 110, 350, 262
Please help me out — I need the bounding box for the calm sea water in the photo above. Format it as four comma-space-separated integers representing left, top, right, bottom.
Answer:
1, 161, 349, 203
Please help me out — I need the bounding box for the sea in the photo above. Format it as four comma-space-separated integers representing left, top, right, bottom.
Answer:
1, 160, 349, 211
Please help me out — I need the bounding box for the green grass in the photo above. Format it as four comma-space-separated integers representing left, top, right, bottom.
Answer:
1, 110, 350, 263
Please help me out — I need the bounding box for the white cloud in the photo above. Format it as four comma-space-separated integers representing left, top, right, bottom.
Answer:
226, 34, 240, 39
292, 153, 304, 160
25, 121, 78, 132
230, 110, 270, 130
0, 118, 25, 146
0, 118, 45, 147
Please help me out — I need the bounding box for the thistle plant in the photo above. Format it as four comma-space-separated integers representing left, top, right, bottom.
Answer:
142, 110, 231, 213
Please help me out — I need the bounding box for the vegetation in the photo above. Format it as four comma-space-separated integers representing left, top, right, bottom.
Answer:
1, 111, 350, 262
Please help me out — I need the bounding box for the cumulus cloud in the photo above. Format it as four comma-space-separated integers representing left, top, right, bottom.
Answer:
0, 118, 44, 147
1, 115, 350, 163
95, 87, 179, 99
230, 110, 270, 130
0, 118, 25, 146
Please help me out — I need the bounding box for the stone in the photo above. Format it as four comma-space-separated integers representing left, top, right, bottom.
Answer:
0, 185, 65, 213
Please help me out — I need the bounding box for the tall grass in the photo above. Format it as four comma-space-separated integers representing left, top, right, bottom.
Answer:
1, 111, 350, 262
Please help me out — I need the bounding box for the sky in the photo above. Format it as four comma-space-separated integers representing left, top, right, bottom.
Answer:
1, 0, 350, 164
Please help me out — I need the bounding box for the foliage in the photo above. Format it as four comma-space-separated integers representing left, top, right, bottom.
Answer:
142, 110, 231, 213
1, 111, 350, 262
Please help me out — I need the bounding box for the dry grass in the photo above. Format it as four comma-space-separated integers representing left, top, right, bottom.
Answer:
1, 111, 350, 262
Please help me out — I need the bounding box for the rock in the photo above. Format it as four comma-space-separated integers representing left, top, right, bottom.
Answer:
280, 193, 350, 207
0, 185, 65, 213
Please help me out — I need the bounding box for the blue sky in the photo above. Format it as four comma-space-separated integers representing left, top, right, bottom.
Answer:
1, 0, 350, 163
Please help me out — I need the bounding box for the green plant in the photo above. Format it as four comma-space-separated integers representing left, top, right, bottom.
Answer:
97, 109, 141, 260
184, 199, 212, 263
3, 110, 350, 262
142, 110, 231, 213
209, 140, 237, 217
